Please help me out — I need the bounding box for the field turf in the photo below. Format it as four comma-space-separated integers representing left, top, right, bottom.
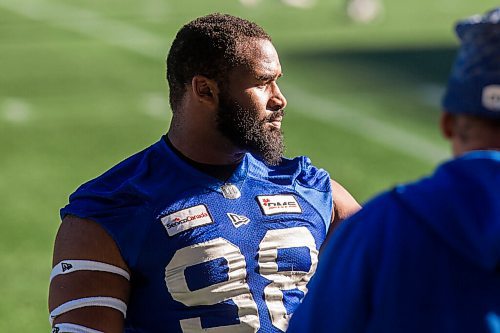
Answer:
0, 0, 497, 330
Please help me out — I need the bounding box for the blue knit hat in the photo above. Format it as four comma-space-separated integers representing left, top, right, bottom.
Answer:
442, 8, 500, 119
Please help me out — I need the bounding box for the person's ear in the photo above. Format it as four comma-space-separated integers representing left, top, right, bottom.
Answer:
440, 112, 455, 139
191, 75, 220, 106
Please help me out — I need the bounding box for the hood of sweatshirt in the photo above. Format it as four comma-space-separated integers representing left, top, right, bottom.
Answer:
394, 150, 500, 271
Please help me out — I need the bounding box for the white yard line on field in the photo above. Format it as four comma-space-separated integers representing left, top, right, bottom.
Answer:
0, 0, 449, 164
2, 98, 32, 123
283, 84, 449, 164
0, 0, 165, 58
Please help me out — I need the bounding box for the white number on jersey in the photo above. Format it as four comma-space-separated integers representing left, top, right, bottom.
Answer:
165, 228, 318, 332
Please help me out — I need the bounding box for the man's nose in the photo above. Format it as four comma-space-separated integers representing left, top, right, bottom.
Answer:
268, 82, 287, 111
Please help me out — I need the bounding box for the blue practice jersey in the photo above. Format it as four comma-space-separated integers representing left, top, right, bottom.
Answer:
61, 138, 333, 332
288, 151, 500, 333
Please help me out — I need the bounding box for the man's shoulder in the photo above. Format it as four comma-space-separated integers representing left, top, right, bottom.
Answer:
335, 189, 412, 242
61, 140, 172, 218
79, 141, 164, 190
353, 190, 399, 219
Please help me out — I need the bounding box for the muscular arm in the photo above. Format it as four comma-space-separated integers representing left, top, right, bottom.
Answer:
328, 179, 361, 236
48, 216, 130, 332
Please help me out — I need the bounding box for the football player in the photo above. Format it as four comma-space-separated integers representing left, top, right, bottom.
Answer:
288, 7, 500, 333
49, 13, 360, 333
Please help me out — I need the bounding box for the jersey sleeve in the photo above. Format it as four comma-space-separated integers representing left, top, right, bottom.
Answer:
294, 156, 333, 233
60, 149, 157, 269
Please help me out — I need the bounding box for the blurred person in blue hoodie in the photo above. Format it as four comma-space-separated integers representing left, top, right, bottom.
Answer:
288, 7, 500, 333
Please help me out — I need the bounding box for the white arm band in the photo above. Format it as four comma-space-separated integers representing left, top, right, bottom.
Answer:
52, 323, 103, 333
49, 296, 127, 325
50, 260, 130, 281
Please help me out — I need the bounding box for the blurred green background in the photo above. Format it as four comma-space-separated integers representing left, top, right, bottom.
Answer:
0, 0, 497, 330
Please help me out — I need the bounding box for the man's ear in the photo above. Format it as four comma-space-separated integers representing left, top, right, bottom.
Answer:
191, 75, 220, 106
440, 112, 455, 139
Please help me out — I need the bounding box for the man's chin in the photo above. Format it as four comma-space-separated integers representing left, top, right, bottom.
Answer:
249, 140, 284, 166
266, 122, 282, 131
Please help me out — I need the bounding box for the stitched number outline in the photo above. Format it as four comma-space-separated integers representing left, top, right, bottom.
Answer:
258, 227, 318, 331
165, 228, 317, 332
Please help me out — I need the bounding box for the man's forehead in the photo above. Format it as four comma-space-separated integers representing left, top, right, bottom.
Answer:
236, 39, 282, 75
252, 62, 282, 78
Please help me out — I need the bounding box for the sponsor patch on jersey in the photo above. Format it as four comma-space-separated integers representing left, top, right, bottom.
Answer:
227, 213, 250, 228
161, 205, 213, 236
257, 195, 302, 215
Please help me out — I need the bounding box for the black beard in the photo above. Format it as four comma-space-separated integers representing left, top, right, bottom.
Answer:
216, 93, 285, 166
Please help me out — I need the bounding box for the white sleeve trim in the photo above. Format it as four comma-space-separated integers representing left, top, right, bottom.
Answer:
52, 322, 103, 333
49, 297, 127, 325
50, 260, 130, 281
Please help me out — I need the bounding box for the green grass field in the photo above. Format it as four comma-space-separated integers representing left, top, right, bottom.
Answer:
0, 0, 497, 330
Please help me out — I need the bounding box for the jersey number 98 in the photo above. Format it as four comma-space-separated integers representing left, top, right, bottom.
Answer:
165, 227, 318, 332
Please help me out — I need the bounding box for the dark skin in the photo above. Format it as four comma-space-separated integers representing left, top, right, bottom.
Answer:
440, 112, 500, 156
49, 216, 129, 332
168, 38, 287, 165
49, 38, 360, 331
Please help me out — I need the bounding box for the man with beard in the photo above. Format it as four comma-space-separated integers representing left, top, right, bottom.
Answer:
48, 13, 360, 333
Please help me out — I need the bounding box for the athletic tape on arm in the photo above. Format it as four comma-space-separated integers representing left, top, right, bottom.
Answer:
49, 297, 127, 325
50, 260, 130, 281
51, 322, 104, 333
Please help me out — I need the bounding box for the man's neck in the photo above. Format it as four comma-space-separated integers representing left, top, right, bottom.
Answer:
166, 128, 245, 165
168, 98, 246, 165
164, 136, 240, 181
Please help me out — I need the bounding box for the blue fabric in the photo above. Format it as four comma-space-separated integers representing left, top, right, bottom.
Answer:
442, 7, 500, 119
288, 151, 500, 333
60, 137, 332, 332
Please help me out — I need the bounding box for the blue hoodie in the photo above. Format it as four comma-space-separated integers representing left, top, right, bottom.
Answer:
287, 150, 500, 333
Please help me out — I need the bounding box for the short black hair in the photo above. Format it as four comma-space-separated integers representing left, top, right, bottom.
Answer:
166, 13, 271, 111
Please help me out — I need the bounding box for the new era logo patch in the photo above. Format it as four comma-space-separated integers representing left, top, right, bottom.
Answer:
161, 205, 213, 236
483, 85, 500, 112
61, 262, 73, 272
227, 213, 250, 228
257, 195, 302, 215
